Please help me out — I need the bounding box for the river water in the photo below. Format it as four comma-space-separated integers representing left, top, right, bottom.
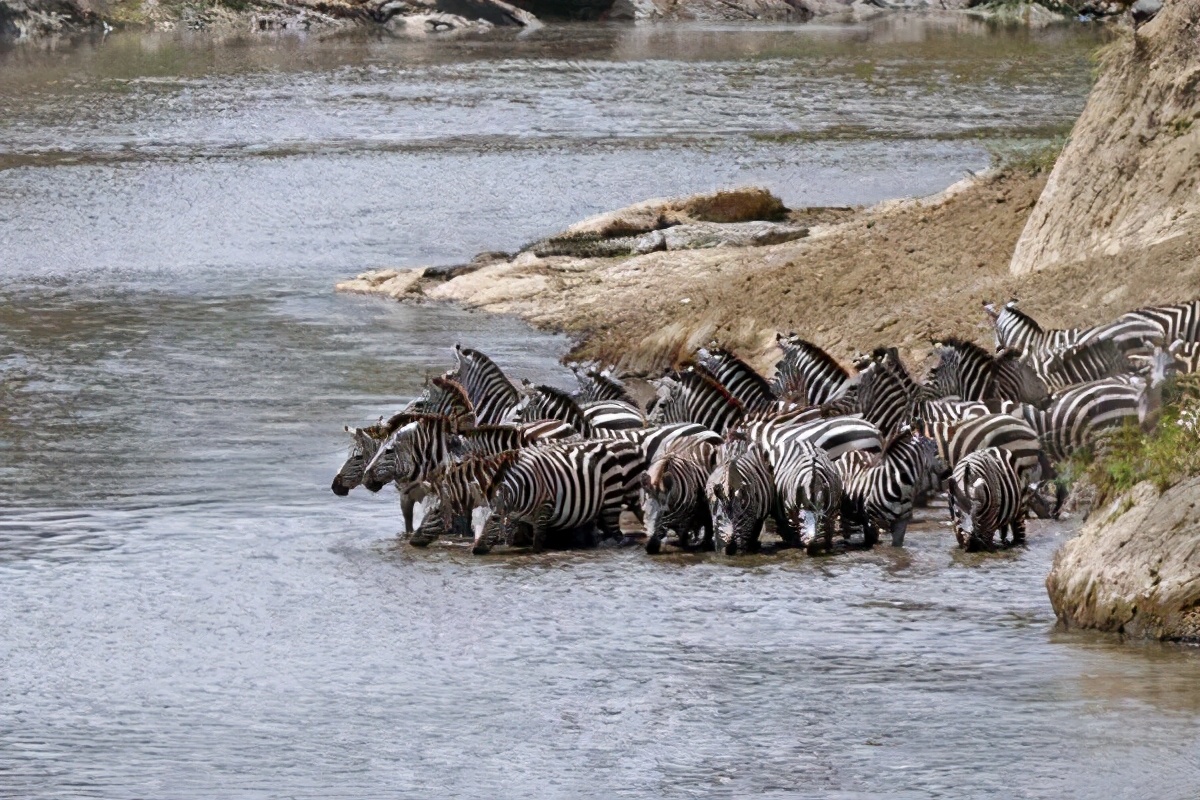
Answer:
3, 17, 1199, 799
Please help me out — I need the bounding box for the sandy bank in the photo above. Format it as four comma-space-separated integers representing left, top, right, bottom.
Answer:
338, 169, 1199, 375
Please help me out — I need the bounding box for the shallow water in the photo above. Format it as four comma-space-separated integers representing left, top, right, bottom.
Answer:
3, 18, 1199, 799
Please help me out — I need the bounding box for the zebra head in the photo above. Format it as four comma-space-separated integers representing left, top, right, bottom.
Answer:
707, 439, 769, 555
331, 425, 382, 496
362, 421, 422, 492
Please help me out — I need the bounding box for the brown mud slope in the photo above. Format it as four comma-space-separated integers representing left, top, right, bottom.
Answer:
1011, 0, 1200, 275
428, 169, 1200, 375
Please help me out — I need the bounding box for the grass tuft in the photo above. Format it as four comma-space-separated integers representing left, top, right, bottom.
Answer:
988, 136, 1067, 175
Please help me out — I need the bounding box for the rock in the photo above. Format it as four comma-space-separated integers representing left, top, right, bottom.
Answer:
651, 221, 809, 251
1046, 478, 1200, 642
335, 267, 426, 299
604, 0, 664, 18
1131, 0, 1161, 24
556, 187, 788, 241
1010, 0, 1200, 275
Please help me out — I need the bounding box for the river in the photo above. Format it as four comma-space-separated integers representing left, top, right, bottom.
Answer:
2, 17, 1199, 799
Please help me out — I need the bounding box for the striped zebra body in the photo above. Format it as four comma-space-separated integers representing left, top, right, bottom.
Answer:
594, 422, 722, 466
1033, 338, 1132, 391
696, 347, 777, 413
649, 368, 745, 434
1023, 379, 1143, 462
413, 450, 519, 546
581, 400, 647, 431
448, 344, 520, 425
642, 436, 719, 554
841, 428, 941, 547
948, 447, 1029, 551
404, 376, 476, 425
772, 333, 854, 406
1077, 316, 1163, 358
772, 440, 843, 554
1170, 341, 1200, 374
473, 439, 643, 553
922, 413, 1043, 486
706, 436, 775, 555
928, 337, 1049, 407
448, 420, 578, 459
1125, 300, 1200, 344
515, 383, 591, 434
769, 415, 883, 462
988, 301, 1082, 359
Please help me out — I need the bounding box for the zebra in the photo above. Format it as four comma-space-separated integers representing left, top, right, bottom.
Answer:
331, 422, 388, 497
447, 420, 578, 459
515, 383, 645, 434
641, 436, 719, 554
772, 333, 855, 406
766, 415, 883, 462
705, 434, 775, 555
404, 375, 476, 425
986, 300, 1084, 359
695, 346, 777, 413
1033, 338, 1133, 391
446, 344, 521, 425
649, 367, 745, 434
948, 447, 1029, 551
926, 337, 1049, 407
1021, 378, 1144, 462
472, 439, 644, 554
841, 426, 945, 547
920, 413, 1044, 485
1124, 300, 1200, 344
411, 450, 520, 547
361, 413, 476, 534
570, 363, 637, 405
772, 439, 842, 555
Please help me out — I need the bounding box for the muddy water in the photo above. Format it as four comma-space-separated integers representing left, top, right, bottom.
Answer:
3, 18, 1199, 799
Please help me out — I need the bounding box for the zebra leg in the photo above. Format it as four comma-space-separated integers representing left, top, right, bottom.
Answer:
1011, 516, 1027, 546
863, 523, 880, 548
645, 530, 664, 555
890, 517, 909, 548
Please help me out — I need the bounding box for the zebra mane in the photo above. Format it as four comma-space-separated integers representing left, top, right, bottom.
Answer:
695, 344, 776, 411
570, 362, 636, 406
934, 336, 993, 361
381, 410, 461, 436
775, 333, 850, 380
451, 343, 519, 398
521, 383, 589, 434
998, 301, 1045, 335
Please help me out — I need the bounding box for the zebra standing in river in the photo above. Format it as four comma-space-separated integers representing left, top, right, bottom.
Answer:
642, 436, 719, 554
841, 426, 944, 547
706, 434, 775, 555
473, 438, 644, 554
772, 439, 842, 555
948, 447, 1029, 551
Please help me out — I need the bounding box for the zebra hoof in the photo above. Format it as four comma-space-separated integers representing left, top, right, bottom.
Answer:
471, 543, 491, 556
645, 535, 663, 555
408, 536, 433, 548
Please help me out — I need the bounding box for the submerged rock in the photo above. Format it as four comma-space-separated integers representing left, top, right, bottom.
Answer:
1046, 478, 1200, 642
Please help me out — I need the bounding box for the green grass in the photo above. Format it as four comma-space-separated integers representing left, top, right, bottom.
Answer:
987, 136, 1067, 175
1081, 374, 1200, 510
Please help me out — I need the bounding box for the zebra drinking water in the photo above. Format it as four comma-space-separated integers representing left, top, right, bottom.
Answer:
771, 439, 843, 555
948, 447, 1029, 551
641, 436, 719, 554
705, 434, 775, 555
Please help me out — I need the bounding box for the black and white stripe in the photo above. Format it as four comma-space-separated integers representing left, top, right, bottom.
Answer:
706, 435, 775, 555
841, 427, 942, 547
641, 436, 719, 554
927, 337, 1049, 406
948, 447, 1029, 551
772, 439, 842, 554
1124, 300, 1200, 345
448, 344, 521, 425
448, 420, 578, 459
649, 367, 746, 434
473, 439, 643, 554
570, 363, 637, 405
695, 347, 777, 413
772, 333, 854, 406
1022, 378, 1143, 462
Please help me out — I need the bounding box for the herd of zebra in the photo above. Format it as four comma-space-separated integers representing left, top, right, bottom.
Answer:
331, 298, 1200, 555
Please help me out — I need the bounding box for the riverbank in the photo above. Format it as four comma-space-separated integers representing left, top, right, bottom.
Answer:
0, 0, 1133, 42
338, 164, 1199, 375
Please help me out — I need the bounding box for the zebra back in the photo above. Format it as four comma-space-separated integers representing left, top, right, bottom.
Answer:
927, 337, 995, 401
1125, 300, 1200, 344
988, 300, 1081, 358
580, 399, 646, 431
1034, 337, 1131, 391
517, 383, 591, 436
449, 344, 520, 425
570, 363, 637, 406
949, 447, 1027, 549
650, 368, 746, 434
772, 415, 882, 462
772, 333, 853, 406
695, 347, 777, 413
1029, 378, 1143, 462
448, 420, 577, 459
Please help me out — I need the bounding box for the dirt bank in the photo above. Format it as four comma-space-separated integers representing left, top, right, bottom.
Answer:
342, 168, 1199, 376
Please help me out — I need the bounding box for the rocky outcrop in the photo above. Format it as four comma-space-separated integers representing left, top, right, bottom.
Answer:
1046, 478, 1200, 641
1010, 0, 1200, 275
